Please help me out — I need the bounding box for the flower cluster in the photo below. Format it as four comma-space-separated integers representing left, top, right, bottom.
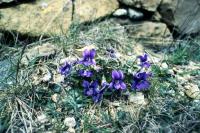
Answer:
79, 49, 96, 66
132, 72, 151, 91
138, 53, 150, 68
59, 62, 72, 76
59, 49, 152, 103
109, 70, 126, 90
131, 53, 152, 91
82, 80, 107, 103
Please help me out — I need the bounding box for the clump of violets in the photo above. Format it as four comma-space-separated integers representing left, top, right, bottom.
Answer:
109, 70, 126, 90
131, 53, 152, 91
59, 48, 152, 103
138, 53, 150, 68
132, 72, 151, 91
59, 62, 72, 76
82, 80, 106, 103
79, 49, 96, 66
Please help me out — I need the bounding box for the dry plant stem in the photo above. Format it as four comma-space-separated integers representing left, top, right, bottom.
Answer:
15, 44, 28, 84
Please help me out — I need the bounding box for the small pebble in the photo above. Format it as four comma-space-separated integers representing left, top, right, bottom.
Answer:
51, 94, 58, 103
113, 8, 128, 17
168, 90, 175, 97
40, 2, 48, 9
161, 62, 168, 69
179, 91, 185, 96
67, 127, 75, 133
128, 8, 143, 20
37, 114, 48, 123
110, 101, 120, 107
64, 117, 76, 128
184, 83, 200, 99
167, 69, 174, 75
129, 92, 147, 105
42, 71, 52, 82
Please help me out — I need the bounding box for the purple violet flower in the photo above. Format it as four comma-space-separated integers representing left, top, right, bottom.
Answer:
82, 80, 105, 103
92, 87, 105, 103
59, 62, 71, 76
78, 69, 93, 77
138, 53, 150, 68
132, 72, 151, 91
109, 70, 126, 90
79, 49, 96, 66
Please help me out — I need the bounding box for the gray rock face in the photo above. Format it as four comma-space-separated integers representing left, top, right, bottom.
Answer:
158, 0, 200, 35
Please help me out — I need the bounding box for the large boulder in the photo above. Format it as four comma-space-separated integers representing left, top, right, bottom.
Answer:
128, 21, 172, 48
118, 0, 161, 12
130, 21, 171, 38
0, 0, 72, 36
74, 0, 119, 22
158, 0, 200, 36
0, 0, 119, 36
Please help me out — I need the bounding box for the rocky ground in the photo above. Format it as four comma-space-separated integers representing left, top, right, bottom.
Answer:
0, 0, 200, 133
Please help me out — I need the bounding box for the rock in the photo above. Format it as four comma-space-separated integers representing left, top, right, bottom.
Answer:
167, 69, 174, 75
184, 83, 200, 100
128, 8, 143, 20
161, 62, 168, 69
59, 57, 78, 65
158, 0, 200, 36
110, 101, 120, 107
118, 0, 162, 12
0, 0, 72, 36
53, 73, 65, 84
130, 22, 172, 47
133, 42, 144, 55
176, 75, 189, 85
21, 43, 57, 65
40, 2, 48, 9
151, 56, 162, 63
0, 0, 14, 4
179, 91, 185, 97
132, 22, 171, 38
128, 92, 147, 105
67, 127, 75, 133
74, 0, 119, 22
0, 0, 119, 36
44, 131, 56, 133
51, 94, 58, 103
188, 61, 200, 70
56, 108, 62, 112
31, 66, 52, 85
113, 8, 127, 17
64, 117, 76, 128
168, 90, 175, 97
42, 70, 52, 82
37, 114, 48, 124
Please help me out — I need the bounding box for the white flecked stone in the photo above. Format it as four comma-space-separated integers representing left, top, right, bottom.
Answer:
64, 117, 76, 128
113, 8, 128, 16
